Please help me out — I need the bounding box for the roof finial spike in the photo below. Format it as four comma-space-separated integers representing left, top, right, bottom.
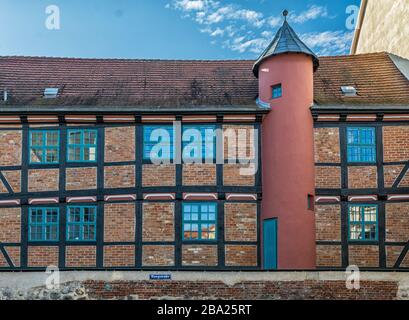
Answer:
283, 9, 288, 21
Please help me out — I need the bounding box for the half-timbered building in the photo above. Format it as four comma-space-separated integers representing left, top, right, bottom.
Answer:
0, 16, 408, 271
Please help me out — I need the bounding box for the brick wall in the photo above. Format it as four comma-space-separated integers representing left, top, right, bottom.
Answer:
0, 130, 22, 166
0, 207, 21, 242
315, 166, 341, 189
104, 165, 135, 188
142, 245, 174, 267
383, 126, 409, 162
224, 203, 257, 242
104, 203, 135, 242
398, 171, 409, 187
223, 125, 255, 161
104, 126, 135, 162
66, 167, 97, 190
0, 246, 20, 267
142, 203, 174, 242
182, 164, 216, 186
28, 246, 59, 267
182, 245, 218, 266
385, 246, 409, 268
348, 166, 377, 189
349, 245, 379, 268
0, 170, 21, 193
142, 164, 176, 187
223, 164, 255, 186
103, 245, 135, 267
225, 245, 257, 266
316, 245, 342, 267
28, 169, 59, 192
386, 203, 409, 242
315, 205, 341, 241
83, 278, 398, 300
384, 165, 404, 187
314, 128, 340, 163
65, 246, 97, 267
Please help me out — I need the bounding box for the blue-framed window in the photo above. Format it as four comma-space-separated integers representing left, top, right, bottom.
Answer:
272, 84, 282, 99
67, 129, 97, 162
183, 203, 217, 241
182, 125, 216, 162
347, 127, 376, 163
28, 207, 59, 241
29, 130, 59, 164
348, 205, 378, 241
66, 206, 97, 241
143, 125, 174, 161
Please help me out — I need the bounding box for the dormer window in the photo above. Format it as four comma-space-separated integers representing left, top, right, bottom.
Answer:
341, 86, 357, 97
272, 84, 282, 99
44, 88, 59, 99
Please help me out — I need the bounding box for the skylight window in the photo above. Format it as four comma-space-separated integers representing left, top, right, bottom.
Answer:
44, 88, 59, 99
341, 86, 357, 96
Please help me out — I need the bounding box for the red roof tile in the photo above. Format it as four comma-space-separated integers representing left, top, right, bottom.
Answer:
0, 57, 257, 106
314, 52, 409, 105
0, 52, 408, 107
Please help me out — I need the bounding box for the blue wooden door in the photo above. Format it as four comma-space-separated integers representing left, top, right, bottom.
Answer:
263, 219, 277, 270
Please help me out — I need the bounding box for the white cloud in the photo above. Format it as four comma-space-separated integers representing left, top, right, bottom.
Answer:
167, 1, 347, 56
300, 30, 354, 56
171, 0, 214, 11
290, 5, 329, 24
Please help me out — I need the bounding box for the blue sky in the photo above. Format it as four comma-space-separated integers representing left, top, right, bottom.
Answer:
0, 0, 361, 59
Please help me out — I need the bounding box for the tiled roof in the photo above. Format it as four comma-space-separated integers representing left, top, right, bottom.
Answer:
0, 52, 408, 108
253, 20, 319, 77
0, 57, 257, 106
314, 52, 409, 105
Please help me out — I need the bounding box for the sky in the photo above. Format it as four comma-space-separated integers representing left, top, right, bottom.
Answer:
0, 0, 361, 60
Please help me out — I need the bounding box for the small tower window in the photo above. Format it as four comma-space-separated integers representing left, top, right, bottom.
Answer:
272, 84, 282, 99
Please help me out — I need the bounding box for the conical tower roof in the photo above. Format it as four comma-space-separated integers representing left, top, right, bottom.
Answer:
253, 11, 319, 77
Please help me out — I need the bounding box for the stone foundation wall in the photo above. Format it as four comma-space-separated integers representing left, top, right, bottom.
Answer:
0, 271, 408, 300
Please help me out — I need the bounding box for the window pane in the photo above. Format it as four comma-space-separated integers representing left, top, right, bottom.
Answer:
83, 147, 96, 161
68, 147, 81, 161
143, 126, 173, 160
364, 224, 377, 240
68, 207, 81, 222
84, 207, 95, 222
46, 131, 59, 146
45, 225, 58, 241
364, 207, 377, 222
45, 148, 58, 163
31, 132, 43, 146
347, 128, 376, 162
67, 224, 81, 240
68, 131, 81, 144
83, 224, 95, 240
84, 131, 97, 145
30, 148, 43, 163
31, 209, 43, 223
30, 226, 43, 240
349, 224, 362, 240
349, 206, 361, 222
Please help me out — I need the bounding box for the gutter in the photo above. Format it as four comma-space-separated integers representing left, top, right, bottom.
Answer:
311, 103, 409, 114
350, 0, 368, 55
